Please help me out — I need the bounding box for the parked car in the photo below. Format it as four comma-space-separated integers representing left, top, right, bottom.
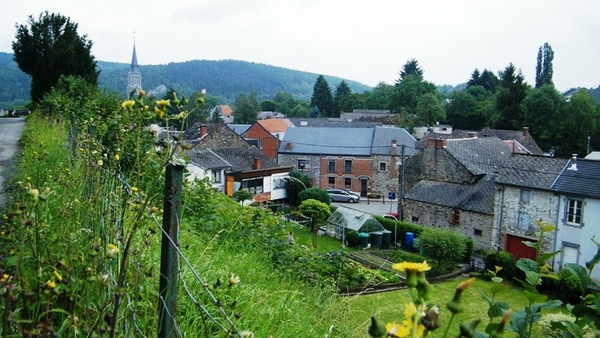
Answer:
327, 189, 360, 203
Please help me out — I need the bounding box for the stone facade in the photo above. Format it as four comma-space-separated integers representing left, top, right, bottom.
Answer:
371, 154, 400, 195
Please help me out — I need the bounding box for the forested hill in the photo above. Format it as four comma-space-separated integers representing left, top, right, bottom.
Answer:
0, 52, 372, 106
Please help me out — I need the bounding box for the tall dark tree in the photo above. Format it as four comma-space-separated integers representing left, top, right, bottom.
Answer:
397, 59, 423, 83
416, 92, 445, 125
495, 63, 529, 130
520, 84, 564, 151
233, 92, 260, 124
558, 90, 600, 156
365, 82, 394, 110
390, 74, 437, 115
535, 42, 554, 88
333, 80, 353, 113
12, 11, 98, 102
467, 69, 500, 93
310, 75, 334, 117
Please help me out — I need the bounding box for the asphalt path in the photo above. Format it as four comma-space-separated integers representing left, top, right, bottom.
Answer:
0, 117, 26, 207
331, 195, 401, 217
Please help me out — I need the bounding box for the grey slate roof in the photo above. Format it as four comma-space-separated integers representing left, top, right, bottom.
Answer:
551, 158, 600, 199
211, 147, 279, 172
287, 117, 383, 128
187, 149, 231, 170
227, 124, 251, 135
405, 178, 496, 215
371, 126, 416, 156
445, 137, 512, 175
495, 154, 569, 190
278, 127, 374, 156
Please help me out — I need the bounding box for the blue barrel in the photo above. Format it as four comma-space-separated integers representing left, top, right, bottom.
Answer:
381, 230, 391, 249
370, 232, 383, 249
405, 232, 414, 248
358, 232, 370, 248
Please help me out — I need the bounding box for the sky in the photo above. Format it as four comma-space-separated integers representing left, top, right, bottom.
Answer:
1, 0, 599, 92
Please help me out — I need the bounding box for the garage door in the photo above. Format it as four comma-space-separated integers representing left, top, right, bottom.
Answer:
505, 234, 537, 260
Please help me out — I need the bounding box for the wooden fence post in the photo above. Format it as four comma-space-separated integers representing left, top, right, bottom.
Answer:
158, 164, 183, 338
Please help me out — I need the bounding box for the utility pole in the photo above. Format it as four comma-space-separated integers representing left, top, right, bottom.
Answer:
397, 145, 405, 221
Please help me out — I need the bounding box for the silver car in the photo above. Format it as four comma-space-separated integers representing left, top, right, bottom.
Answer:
327, 189, 360, 203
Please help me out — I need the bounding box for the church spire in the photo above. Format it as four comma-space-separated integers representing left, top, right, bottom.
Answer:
127, 33, 142, 96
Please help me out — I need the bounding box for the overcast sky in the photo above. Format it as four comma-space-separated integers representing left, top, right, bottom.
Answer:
2, 0, 599, 91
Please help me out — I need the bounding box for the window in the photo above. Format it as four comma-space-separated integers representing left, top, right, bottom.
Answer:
411, 216, 419, 223
273, 178, 286, 190
520, 190, 531, 203
517, 212, 530, 231
566, 199, 583, 226
474, 229, 482, 236
344, 177, 352, 189
449, 209, 460, 225
328, 176, 335, 188
297, 159, 310, 171
328, 159, 336, 172
379, 162, 387, 172
211, 170, 221, 183
241, 178, 263, 194
344, 159, 353, 173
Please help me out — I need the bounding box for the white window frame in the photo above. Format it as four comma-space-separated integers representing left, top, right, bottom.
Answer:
565, 198, 584, 227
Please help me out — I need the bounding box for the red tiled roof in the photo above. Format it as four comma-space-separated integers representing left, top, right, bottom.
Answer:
257, 119, 289, 133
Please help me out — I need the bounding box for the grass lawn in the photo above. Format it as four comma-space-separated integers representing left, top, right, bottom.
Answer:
286, 221, 360, 254
343, 276, 547, 337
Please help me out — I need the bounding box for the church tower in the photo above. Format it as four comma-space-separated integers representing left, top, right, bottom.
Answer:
127, 41, 142, 96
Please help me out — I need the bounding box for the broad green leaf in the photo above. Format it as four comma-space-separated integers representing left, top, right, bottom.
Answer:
524, 290, 547, 303
484, 322, 500, 334
516, 258, 538, 273
506, 309, 527, 334
479, 289, 493, 304
565, 263, 591, 286
522, 240, 539, 249
490, 276, 503, 284
585, 237, 600, 270
536, 251, 560, 265
487, 302, 510, 318
490, 283, 507, 295
474, 331, 489, 338
525, 270, 541, 286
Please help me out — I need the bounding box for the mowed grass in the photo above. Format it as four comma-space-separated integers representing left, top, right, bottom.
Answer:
344, 277, 547, 337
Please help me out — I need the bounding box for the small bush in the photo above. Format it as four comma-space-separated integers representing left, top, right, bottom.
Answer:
556, 268, 586, 304
418, 229, 466, 273
233, 189, 253, 202
298, 199, 332, 224
346, 231, 359, 247
483, 251, 522, 281
298, 187, 331, 205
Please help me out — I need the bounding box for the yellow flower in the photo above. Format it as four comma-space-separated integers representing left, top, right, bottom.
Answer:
386, 322, 410, 337
121, 100, 135, 109
402, 303, 426, 337
46, 280, 56, 289
0, 274, 9, 282
54, 269, 63, 282
97, 159, 103, 166
131, 187, 138, 193
154, 106, 165, 119
106, 243, 119, 259
392, 261, 431, 273
150, 206, 159, 214
156, 99, 170, 107
138, 89, 146, 97
115, 154, 120, 160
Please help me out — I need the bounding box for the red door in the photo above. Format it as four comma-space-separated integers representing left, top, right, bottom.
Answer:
505, 234, 537, 260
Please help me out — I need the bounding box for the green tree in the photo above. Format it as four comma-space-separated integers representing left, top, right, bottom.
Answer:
416, 92, 445, 125
298, 199, 332, 224
495, 63, 529, 130
535, 42, 554, 88
12, 11, 98, 103
290, 104, 309, 118
446, 86, 496, 130
390, 74, 437, 115
260, 99, 277, 112
233, 92, 260, 124
467, 69, 499, 93
520, 84, 564, 152
310, 75, 335, 117
286, 170, 312, 207
333, 80, 353, 113
397, 58, 424, 83
365, 82, 394, 110
559, 90, 600, 156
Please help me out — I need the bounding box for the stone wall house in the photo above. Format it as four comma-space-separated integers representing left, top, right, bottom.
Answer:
243, 119, 292, 160
494, 154, 569, 259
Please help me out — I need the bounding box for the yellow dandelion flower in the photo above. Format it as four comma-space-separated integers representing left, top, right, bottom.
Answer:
131, 187, 139, 193
138, 89, 146, 97
115, 154, 120, 160
386, 322, 410, 338
97, 159, 103, 166
402, 303, 425, 337
106, 243, 119, 259
229, 274, 240, 286
0, 274, 9, 282
392, 261, 431, 273
121, 100, 135, 109
156, 99, 170, 107
54, 270, 63, 282
46, 280, 56, 289
154, 106, 165, 119
150, 206, 159, 214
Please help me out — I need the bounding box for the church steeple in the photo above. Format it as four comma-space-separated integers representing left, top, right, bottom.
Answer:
127, 37, 142, 96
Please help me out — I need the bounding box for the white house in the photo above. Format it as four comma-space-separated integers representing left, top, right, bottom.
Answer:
551, 156, 600, 282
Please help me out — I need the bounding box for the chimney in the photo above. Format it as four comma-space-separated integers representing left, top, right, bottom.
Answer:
285, 142, 293, 150
254, 158, 262, 170
568, 154, 578, 171
523, 127, 529, 137
391, 139, 397, 155
199, 124, 208, 137
427, 138, 447, 149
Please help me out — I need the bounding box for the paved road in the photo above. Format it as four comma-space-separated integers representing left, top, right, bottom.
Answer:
0, 117, 26, 207
331, 195, 401, 217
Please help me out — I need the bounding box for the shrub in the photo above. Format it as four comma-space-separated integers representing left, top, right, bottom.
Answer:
346, 231, 359, 247
418, 228, 466, 273
298, 199, 332, 224
233, 189, 253, 202
483, 251, 522, 281
298, 187, 331, 205
556, 268, 586, 304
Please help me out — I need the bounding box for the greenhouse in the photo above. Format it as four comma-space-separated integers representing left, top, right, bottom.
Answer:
325, 205, 385, 246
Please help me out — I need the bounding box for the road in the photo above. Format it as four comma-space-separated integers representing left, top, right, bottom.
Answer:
0, 117, 26, 207
331, 195, 401, 217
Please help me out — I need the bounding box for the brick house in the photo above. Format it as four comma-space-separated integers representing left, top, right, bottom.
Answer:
187, 123, 292, 204
277, 126, 415, 197
243, 119, 293, 160
494, 154, 569, 259
402, 137, 512, 251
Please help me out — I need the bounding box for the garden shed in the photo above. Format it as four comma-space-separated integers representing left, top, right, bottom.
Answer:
325, 205, 385, 244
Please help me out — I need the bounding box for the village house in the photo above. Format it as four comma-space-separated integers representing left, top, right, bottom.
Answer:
243, 119, 293, 160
